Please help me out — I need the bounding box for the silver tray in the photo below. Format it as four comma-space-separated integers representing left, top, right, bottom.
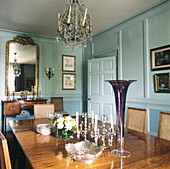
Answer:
65, 140, 104, 165
36, 124, 55, 135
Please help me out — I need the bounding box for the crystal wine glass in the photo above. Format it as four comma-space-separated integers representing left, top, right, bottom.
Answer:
47, 113, 55, 124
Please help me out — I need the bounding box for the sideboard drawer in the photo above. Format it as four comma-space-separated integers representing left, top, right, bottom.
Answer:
36, 101, 46, 104
20, 102, 34, 108
5, 102, 20, 116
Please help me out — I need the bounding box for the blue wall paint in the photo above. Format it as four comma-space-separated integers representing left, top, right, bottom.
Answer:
0, 29, 82, 131
83, 0, 170, 136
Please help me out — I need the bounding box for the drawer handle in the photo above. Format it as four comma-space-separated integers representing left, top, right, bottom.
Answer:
22, 104, 27, 107
10, 107, 16, 110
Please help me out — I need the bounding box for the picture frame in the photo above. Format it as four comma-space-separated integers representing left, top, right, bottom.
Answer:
151, 45, 170, 71
62, 73, 76, 90
154, 73, 170, 93
25, 78, 35, 91
62, 55, 76, 72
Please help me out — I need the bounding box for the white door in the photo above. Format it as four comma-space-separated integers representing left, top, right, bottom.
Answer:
88, 57, 117, 124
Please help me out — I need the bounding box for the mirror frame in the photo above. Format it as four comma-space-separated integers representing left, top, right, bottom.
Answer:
5, 34, 39, 96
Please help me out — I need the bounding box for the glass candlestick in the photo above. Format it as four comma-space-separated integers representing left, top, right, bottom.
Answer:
12, 92, 15, 101
106, 80, 136, 158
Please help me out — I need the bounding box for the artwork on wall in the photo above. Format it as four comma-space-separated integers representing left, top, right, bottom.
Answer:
25, 78, 35, 91
151, 45, 170, 71
154, 73, 170, 93
62, 73, 76, 90
62, 55, 76, 72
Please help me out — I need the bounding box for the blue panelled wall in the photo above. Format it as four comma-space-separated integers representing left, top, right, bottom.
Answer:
83, 0, 170, 136
0, 29, 82, 131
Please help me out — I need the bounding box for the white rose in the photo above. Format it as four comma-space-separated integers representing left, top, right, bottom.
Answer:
57, 122, 64, 129
65, 122, 72, 130
71, 120, 76, 127
57, 117, 64, 123
66, 116, 72, 122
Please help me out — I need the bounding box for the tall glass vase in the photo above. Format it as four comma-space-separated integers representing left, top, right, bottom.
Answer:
106, 80, 136, 158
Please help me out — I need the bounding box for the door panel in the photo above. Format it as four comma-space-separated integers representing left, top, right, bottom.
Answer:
90, 74, 100, 95
102, 60, 114, 71
102, 74, 114, 95
88, 57, 117, 124
90, 61, 100, 73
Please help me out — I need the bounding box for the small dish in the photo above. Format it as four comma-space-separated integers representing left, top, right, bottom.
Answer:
65, 140, 104, 165
36, 124, 55, 135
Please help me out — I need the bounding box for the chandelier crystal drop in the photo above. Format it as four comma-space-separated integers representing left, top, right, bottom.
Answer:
56, 0, 93, 48
13, 53, 21, 77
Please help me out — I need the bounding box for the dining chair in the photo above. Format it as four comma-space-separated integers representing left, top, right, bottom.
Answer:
51, 97, 63, 111
158, 112, 170, 141
51, 97, 69, 116
126, 107, 148, 133
0, 131, 12, 169
34, 104, 55, 118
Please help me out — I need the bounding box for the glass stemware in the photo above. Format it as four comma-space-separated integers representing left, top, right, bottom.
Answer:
47, 113, 55, 124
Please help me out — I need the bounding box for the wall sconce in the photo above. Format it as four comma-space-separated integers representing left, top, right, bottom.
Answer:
45, 67, 55, 80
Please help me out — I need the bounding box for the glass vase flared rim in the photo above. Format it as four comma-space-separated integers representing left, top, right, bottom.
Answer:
105, 80, 136, 83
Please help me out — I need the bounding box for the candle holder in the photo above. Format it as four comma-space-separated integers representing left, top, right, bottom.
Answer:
79, 112, 89, 140
12, 92, 15, 101
45, 67, 55, 80
6, 88, 10, 101
77, 112, 116, 147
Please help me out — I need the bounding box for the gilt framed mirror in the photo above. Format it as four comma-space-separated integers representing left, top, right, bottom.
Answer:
5, 34, 39, 96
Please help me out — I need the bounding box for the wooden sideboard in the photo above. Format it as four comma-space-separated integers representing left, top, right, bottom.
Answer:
1, 99, 47, 133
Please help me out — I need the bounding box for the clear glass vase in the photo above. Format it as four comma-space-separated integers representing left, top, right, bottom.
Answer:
106, 80, 136, 158
57, 129, 73, 141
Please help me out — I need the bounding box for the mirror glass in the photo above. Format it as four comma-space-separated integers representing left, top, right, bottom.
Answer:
5, 35, 39, 95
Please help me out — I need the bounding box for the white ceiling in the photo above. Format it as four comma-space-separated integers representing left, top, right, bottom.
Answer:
0, 0, 162, 37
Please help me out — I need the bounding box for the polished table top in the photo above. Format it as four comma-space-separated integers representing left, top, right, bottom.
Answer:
9, 119, 170, 169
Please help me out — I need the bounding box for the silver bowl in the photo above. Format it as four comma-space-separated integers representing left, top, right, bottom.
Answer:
65, 140, 104, 165
36, 124, 55, 135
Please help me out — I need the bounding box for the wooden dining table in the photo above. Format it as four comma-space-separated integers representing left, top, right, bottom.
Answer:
9, 118, 170, 169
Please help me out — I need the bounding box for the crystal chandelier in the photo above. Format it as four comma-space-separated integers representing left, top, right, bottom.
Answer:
13, 53, 21, 77
56, 0, 92, 48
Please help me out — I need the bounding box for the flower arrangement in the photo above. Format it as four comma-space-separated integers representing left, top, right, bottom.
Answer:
54, 116, 76, 140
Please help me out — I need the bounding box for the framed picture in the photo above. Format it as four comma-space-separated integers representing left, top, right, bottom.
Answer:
151, 45, 170, 71
62, 73, 76, 90
25, 78, 35, 91
154, 73, 170, 93
62, 55, 76, 72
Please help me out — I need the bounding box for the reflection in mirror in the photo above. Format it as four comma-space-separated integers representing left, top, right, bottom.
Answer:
9, 44, 36, 92
5, 35, 39, 96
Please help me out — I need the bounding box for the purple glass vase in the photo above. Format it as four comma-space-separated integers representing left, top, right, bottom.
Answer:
106, 80, 136, 142
106, 80, 136, 158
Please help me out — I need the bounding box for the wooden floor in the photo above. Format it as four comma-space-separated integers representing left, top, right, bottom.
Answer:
6, 131, 32, 169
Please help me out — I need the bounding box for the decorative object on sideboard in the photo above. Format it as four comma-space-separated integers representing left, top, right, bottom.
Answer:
56, 0, 92, 48
151, 45, 170, 71
62, 55, 76, 72
154, 73, 170, 93
12, 91, 15, 101
37, 86, 43, 99
45, 67, 55, 80
20, 90, 28, 100
62, 73, 76, 90
13, 52, 21, 77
